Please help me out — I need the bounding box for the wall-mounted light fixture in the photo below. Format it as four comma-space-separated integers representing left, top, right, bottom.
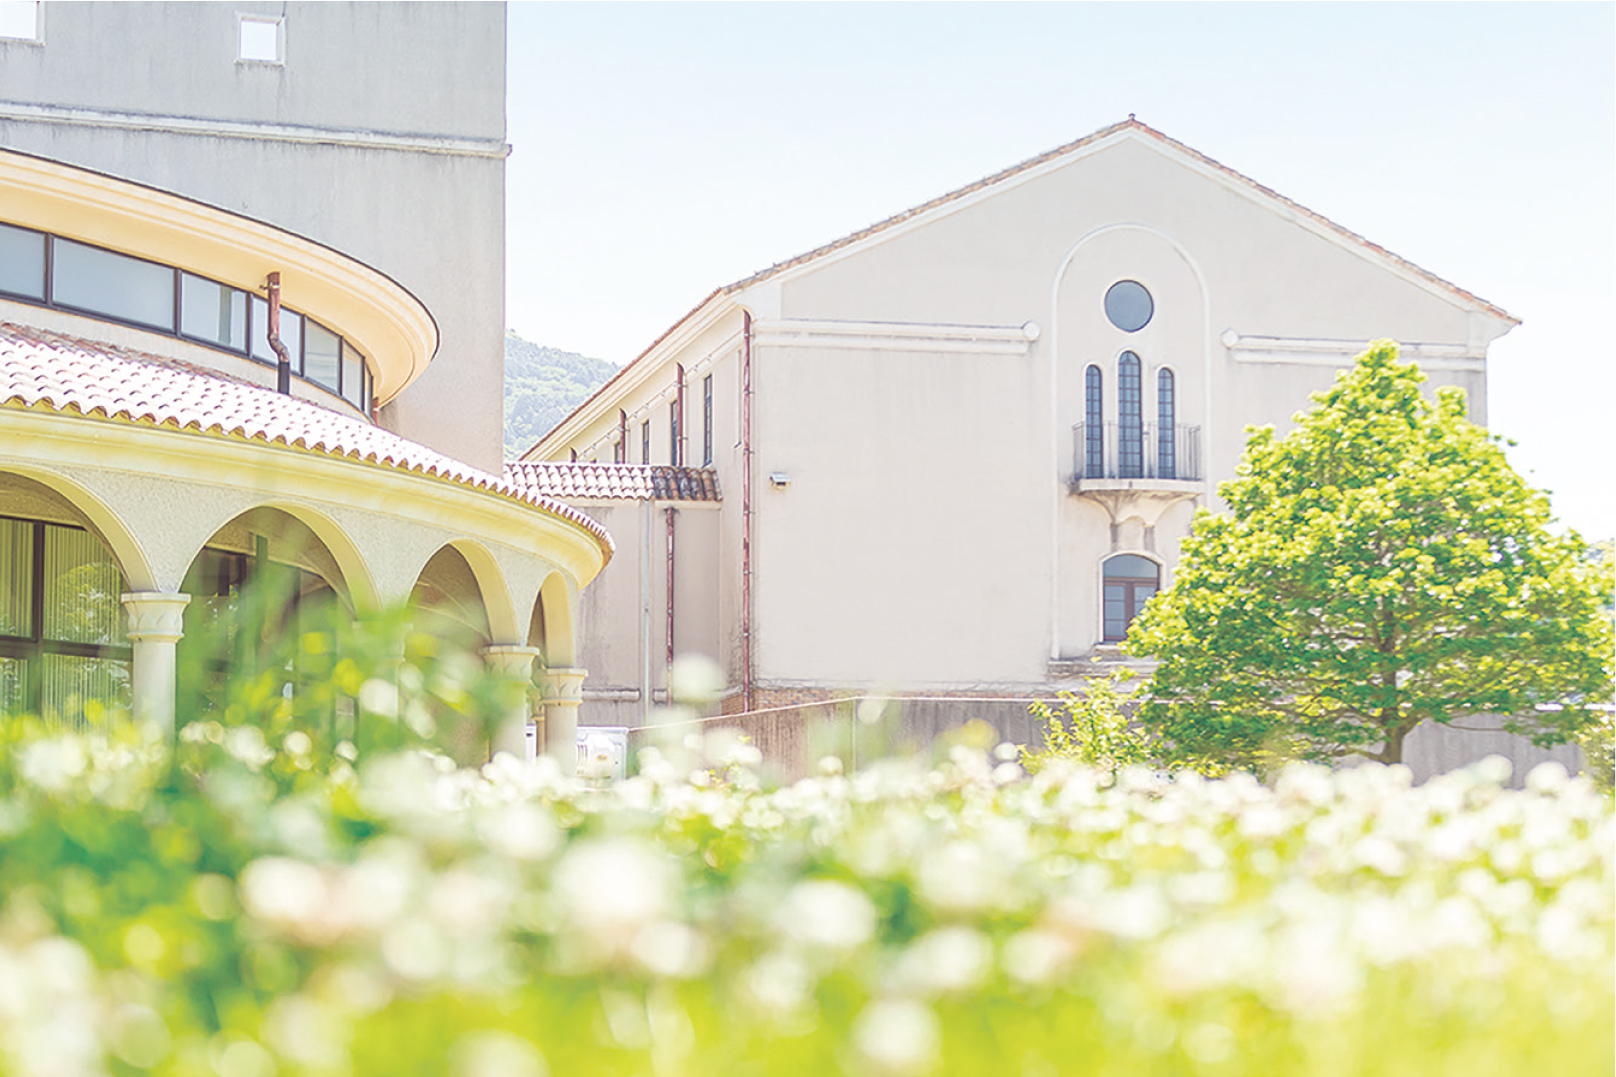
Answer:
769, 471, 791, 489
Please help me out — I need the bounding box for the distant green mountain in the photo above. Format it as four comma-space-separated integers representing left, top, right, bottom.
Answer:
504, 332, 617, 458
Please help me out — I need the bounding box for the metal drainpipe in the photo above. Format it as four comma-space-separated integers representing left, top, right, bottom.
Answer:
665, 505, 676, 670
266, 272, 293, 395
641, 497, 652, 725
741, 310, 754, 713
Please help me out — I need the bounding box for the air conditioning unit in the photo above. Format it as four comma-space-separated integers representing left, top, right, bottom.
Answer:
576, 726, 630, 781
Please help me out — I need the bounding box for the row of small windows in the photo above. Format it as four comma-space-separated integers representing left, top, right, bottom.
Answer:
605, 373, 716, 467
0, 4, 283, 65
1083, 354, 1177, 479
0, 221, 372, 413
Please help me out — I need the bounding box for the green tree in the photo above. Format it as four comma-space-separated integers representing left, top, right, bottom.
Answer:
1021, 671, 1154, 778
1128, 342, 1614, 769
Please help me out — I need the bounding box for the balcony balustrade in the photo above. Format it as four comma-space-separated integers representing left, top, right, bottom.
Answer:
1072, 422, 1201, 487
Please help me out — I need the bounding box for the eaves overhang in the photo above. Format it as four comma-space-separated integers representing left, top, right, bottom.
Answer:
0, 147, 439, 406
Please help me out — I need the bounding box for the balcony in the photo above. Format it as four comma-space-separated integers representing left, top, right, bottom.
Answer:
1069, 422, 1203, 517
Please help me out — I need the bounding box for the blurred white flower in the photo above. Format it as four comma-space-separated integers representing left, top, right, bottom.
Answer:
18, 738, 87, 792
449, 1030, 547, 1077
778, 879, 877, 951
893, 927, 992, 995
853, 998, 940, 1076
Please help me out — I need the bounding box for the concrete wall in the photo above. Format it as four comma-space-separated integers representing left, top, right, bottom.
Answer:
0, 1, 506, 471
571, 500, 724, 730
540, 127, 1532, 779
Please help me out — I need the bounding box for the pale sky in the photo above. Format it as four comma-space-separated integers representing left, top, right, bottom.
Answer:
506, 2, 1615, 538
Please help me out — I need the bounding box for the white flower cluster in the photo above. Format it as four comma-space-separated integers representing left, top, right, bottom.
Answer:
0, 736, 1609, 1076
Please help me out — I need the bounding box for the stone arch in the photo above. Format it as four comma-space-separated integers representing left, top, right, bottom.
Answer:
410, 539, 519, 647
527, 571, 575, 668
1047, 222, 1212, 662
0, 465, 155, 590
181, 505, 363, 613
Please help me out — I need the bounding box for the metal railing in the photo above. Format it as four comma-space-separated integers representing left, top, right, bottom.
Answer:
1072, 422, 1202, 482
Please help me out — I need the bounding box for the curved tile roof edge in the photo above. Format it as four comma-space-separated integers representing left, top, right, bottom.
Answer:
0, 322, 614, 558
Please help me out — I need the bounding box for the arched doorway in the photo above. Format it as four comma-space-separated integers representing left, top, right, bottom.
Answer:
0, 471, 132, 728
409, 544, 498, 763
177, 507, 353, 717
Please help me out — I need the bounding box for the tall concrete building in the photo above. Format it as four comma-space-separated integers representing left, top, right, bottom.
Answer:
1, 2, 604, 766
0, 1, 507, 470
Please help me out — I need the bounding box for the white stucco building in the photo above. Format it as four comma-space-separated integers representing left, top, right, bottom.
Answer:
1, 2, 603, 767
524, 118, 1573, 777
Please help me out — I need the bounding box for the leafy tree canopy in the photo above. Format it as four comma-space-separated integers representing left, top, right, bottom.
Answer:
1128, 342, 1614, 768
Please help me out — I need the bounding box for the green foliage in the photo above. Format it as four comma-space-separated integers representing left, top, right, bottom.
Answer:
1129, 342, 1615, 770
504, 331, 617, 457
0, 710, 1611, 1075
1022, 671, 1154, 776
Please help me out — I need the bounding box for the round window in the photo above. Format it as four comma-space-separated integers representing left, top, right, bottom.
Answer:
1104, 280, 1153, 332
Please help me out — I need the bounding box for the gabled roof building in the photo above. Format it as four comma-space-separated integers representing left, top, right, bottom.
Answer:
524, 118, 1577, 779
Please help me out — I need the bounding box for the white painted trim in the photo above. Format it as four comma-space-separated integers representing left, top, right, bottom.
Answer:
0, 99, 511, 159
533, 296, 741, 459
752, 318, 1033, 356
1222, 332, 1486, 371
1047, 221, 1214, 664
748, 127, 1511, 331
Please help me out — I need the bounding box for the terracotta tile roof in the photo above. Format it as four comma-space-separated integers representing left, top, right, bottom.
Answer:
504, 461, 721, 502
0, 322, 613, 554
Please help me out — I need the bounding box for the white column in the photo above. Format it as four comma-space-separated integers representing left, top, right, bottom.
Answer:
540, 666, 588, 776
120, 592, 190, 736
482, 644, 541, 760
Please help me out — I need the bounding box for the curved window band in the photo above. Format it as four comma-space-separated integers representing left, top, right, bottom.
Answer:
0, 220, 372, 415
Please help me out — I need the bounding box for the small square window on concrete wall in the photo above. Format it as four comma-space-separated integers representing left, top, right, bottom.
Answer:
0, 1, 41, 42
237, 14, 282, 64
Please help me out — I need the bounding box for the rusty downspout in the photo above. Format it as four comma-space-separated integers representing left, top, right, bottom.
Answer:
741, 310, 754, 712
665, 505, 676, 670
266, 272, 293, 395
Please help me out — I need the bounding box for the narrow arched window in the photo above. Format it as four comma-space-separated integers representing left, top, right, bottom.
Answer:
1084, 364, 1104, 478
1102, 553, 1160, 642
1157, 368, 1176, 479
1118, 352, 1142, 478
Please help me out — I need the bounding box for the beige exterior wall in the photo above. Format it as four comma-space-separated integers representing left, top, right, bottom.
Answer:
535, 125, 1538, 773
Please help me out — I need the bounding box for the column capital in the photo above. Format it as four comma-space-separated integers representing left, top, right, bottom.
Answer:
482, 644, 542, 677
121, 592, 190, 643
539, 666, 588, 705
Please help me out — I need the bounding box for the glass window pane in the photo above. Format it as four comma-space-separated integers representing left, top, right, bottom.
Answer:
0, 2, 41, 41
42, 524, 125, 645
52, 239, 175, 330
250, 296, 302, 370
0, 655, 25, 715
180, 273, 247, 350
304, 321, 341, 393
0, 518, 33, 637
41, 653, 130, 732
0, 222, 46, 299
1104, 280, 1154, 332
341, 343, 365, 408
1103, 554, 1159, 581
